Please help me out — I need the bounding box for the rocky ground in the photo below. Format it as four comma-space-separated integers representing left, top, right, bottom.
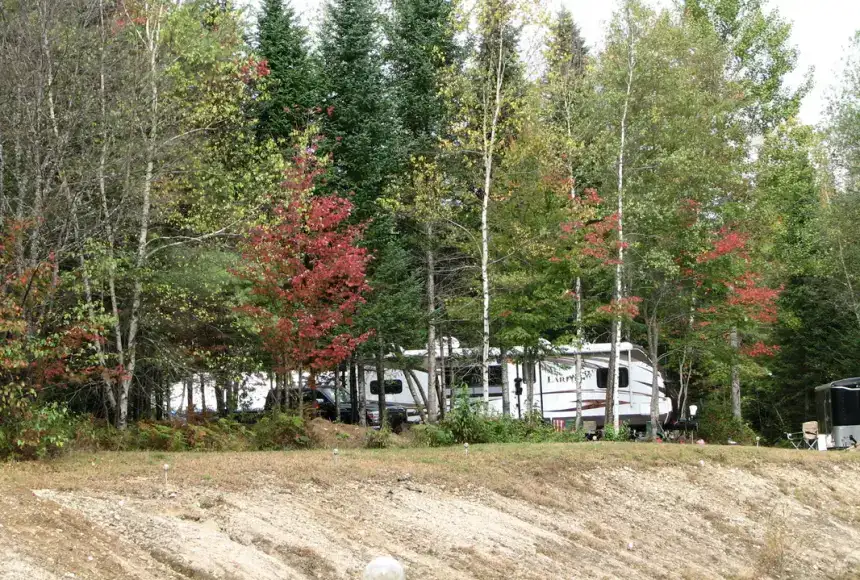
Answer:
1, 443, 859, 579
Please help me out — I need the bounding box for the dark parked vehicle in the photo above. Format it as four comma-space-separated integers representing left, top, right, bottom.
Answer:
261, 387, 408, 432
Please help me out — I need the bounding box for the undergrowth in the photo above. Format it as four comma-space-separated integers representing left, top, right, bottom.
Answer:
4, 393, 728, 461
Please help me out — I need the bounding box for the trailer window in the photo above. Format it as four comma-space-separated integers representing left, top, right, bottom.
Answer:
596, 368, 628, 390
370, 380, 403, 395
445, 365, 503, 388
831, 387, 860, 427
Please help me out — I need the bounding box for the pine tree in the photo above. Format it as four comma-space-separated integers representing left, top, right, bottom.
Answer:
389, 0, 457, 157
388, 0, 458, 422
257, 0, 316, 141
319, 0, 395, 220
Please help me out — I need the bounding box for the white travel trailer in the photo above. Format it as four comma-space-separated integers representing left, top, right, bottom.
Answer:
360, 342, 672, 428
165, 342, 671, 429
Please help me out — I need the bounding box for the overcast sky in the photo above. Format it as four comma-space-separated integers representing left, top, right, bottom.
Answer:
241, 0, 860, 126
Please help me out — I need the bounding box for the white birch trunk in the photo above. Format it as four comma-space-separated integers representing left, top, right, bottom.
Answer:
730, 326, 741, 420
500, 348, 510, 417
358, 364, 367, 427
647, 315, 660, 438
119, 3, 163, 429
480, 26, 506, 404
608, 2, 635, 432
426, 225, 438, 422
574, 276, 583, 430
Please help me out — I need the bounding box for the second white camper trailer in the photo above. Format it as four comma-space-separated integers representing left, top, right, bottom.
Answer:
358, 342, 671, 428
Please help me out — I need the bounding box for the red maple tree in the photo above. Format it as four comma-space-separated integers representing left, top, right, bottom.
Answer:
238, 146, 371, 382
689, 224, 782, 358
1, 221, 100, 413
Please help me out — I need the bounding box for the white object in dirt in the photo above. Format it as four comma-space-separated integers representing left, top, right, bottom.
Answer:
464, 443, 469, 455
363, 556, 405, 580
333, 448, 339, 464
696, 439, 705, 445
626, 541, 634, 550
163, 463, 170, 487
755, 436, 760, 447
698, 460, 705, 467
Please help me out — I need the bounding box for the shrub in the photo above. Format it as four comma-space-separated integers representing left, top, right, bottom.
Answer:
697, 394, 759, 445
136, 421, 188, 451
410, 424, 455, 447
442, 386, 489, 444
364, 426, 392, 449
602, 422, 632, 442
253, 412, 312, 449
0, 402, 76, 460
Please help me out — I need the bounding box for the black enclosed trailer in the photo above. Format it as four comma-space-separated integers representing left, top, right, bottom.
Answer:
815, 378, 860, 449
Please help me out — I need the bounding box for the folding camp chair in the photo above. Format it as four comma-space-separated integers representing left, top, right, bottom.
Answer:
786, 420, 818, 450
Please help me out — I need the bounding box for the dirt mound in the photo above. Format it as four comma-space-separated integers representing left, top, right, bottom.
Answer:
307, 418, 369, 449
2, 444, 860, 579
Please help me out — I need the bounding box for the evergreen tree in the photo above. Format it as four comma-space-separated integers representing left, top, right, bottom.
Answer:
257, 0, 316, 141
389, 0, 457, 157
319, 0, 396, 220
320, 0, 424, 418
388, 0, 459, 421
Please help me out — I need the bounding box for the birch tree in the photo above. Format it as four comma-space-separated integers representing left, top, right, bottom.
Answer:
462, 0, 524, 403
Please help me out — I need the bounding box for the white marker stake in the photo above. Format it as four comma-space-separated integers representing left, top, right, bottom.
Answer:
163, 464, 170, 488
363, 556, 405, 580
333, 448, 339, 465
464, 443, 469, 456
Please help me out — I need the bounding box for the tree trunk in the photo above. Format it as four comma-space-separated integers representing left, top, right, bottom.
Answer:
405, 368, 428, 411
334, 363, 341, 420
200, 374, 207, 416
525, 354, 534, 412
403, 370, 427, 423
605, 321, 618, 430
574, 276, 583, 431
731, 326, 741, 420
214, 376, 225, 416
165, 377, 172, 418
608, 1, 635, 433
678, 300, 695, 420
376, 340, 387, 427
185, 378, 194, 420
500, 348, 510, 417
438, 336, 447, 419
0, 141, 4, 221
357, 363, 367, 427
118, 4, 163, 429
647, 315, 660, 439
426, 226, 439, 423
349, 357, 358, 423
480, 26, 506, 405
297, 367, 304, 416
155, 376, 164, 421
227, 379, 238, 414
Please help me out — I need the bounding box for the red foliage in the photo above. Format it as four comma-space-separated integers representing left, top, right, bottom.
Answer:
0, 222, 99, 395
741, 341, 780, 358
576, 212, 620, 266
597, 296, 642, 319
238, 147, 371, 373
697, 227, 749, 263
727, 272, 782, 324
238, 56, 270, 84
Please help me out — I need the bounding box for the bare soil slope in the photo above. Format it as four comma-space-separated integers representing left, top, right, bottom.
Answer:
2, 443, 859, 580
